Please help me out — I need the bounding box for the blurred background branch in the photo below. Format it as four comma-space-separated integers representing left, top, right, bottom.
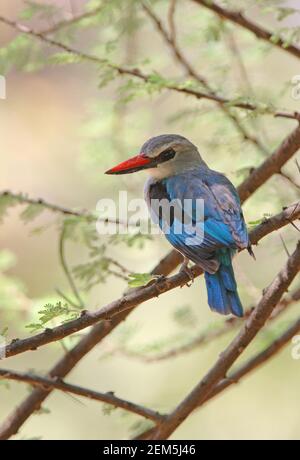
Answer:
1, 0, 300, 441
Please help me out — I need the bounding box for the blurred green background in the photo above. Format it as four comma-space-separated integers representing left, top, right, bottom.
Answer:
1, 0, 300, 440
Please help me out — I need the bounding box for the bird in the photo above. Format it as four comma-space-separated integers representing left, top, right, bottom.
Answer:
105, 134, 254, 317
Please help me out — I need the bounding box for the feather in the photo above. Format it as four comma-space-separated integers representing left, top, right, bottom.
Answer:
144, 166, 251, 317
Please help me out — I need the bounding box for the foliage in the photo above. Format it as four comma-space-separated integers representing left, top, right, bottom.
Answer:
25, 301, 80, 333
127, 273, 159, 288
1, 0, 300, 441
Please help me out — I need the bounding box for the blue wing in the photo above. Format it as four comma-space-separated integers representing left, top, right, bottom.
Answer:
145, 167, 249, 273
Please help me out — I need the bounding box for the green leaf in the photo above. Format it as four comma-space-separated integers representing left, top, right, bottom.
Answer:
127, 273, 159, 288
0, 250, 16, 271
129, 419, 154, 438
110, 232, 152, 249
0, 193, 18, 222
248, 213, 272, 226
0, 35, 40, 74
20, 203, 44, 224
276, 7, 298, 21
173, 306, 198, 329
20, 1, 59, 21
102, 402, 117, 416
25, 322, 43, 333
0, 326, 9, 337
270, 32, 281, 45
25, 301, 79, 332
35, 406, 51, 415
48, 52, 84, 66
0, 380, 10, 390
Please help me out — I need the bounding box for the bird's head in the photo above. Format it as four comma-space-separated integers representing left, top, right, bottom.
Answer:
105, 134, 205, 179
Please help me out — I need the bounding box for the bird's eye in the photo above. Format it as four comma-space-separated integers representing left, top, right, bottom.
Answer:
156, 148, 176, 163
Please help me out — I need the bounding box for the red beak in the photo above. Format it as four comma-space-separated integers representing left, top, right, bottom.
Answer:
105, 154, 152, 175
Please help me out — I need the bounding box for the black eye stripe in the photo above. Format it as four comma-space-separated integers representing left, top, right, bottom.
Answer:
155, 148, 176, 164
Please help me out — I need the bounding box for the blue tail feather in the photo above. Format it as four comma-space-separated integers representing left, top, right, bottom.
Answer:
204, 250, 243, 317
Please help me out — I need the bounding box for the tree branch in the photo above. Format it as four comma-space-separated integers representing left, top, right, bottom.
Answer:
0, 14, 298, 120
237, 125, 300, 202
115, 286, 300, 363
58, 225, 85, 309
0, 369, 164, 423
147, 241, 300, 439
191, 0, 300, 60
205, 316, 300, 403
167, 0, 177, 43
2, 200, 300, 359
0, 248, 178, 440
279, 170, 300, 191
0, 191, 131, 227
142, 2, 268, 155
137, 314, 300, 439
40, 5, 104, 35
0, 203, 298, 440
1, 129, 300, 437
1, 2, 300, 441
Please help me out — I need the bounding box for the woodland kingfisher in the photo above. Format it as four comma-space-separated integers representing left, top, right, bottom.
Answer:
106, 134, 254, 317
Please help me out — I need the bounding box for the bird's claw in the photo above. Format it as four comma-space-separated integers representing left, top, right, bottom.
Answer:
179, 262, 194, 287
155, 274, 166, 283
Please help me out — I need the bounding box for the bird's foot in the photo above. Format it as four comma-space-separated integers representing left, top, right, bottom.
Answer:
155, 274, 166, 283
179, 259, 194, 287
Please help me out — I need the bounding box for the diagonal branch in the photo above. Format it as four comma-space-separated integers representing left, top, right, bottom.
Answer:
204, 316, 300, 404
167, 0, 177, 43
279, 170, 300, 191
1, 139, 300, 437
142, 2, 268, 155
0, 191, 131, 226
191, 0, 300, 60
58, 225, 85, 308
237, 124, 300, 202
148, 241, 300, 439
137, 314, 300, 439
40, 5, 104, 35
0, 369, 164, 423
2, 200, 300, 359
115, 285, 300, 363
150, 127, 300, 273
1, 199, 298, 440
0, 14, 298, 120
0, 249, 177, 440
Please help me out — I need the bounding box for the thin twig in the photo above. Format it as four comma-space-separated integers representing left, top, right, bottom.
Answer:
0, 243, 180, 440
137, 315, 300, 439
237, 125, 300, 202
0, 191, 133, 227
2, 199, 300, 359
41, 5, 104, 35
191, 0, 300, 60
279, 233, 291, 257
113, 286, 300, 363
0, 369, 164, 423
279, 170, 300, 191
147, 241, 300, 439
59, 225, 85, 309
142, 2, 269, 154
222, 22, 269, 150
0, 14, 298, 120
167, 0, 177, 43
1, 137, 300, 438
